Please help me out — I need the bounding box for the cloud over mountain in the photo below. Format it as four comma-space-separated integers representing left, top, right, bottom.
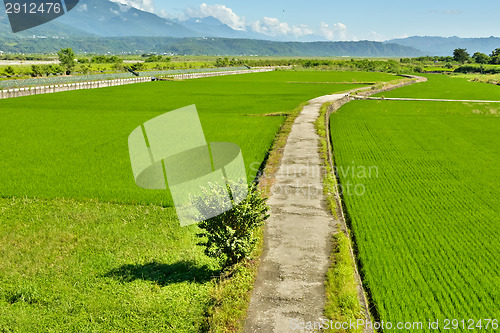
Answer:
319, 22, 348, 41
251, 17, 313, 38
109, 0, 155, 13
185, 3, 246, 31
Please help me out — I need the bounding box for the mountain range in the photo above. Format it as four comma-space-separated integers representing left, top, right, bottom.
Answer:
0, 0, 497, 57
386, 36, 500, 56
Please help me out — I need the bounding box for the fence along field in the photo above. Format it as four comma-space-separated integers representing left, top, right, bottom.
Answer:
0, 70, 398, 332
330, 97, 499, 332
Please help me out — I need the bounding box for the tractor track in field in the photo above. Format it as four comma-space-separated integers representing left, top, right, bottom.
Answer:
244, 76, 428, 333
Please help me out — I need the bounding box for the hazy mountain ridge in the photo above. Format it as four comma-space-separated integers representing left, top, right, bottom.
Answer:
387, 36, 500, 56
1, 0, 327, 41
0, 0, 422, 56
0, 35, 423, 56
55, 0, 199, 37
1, 0, 496, 57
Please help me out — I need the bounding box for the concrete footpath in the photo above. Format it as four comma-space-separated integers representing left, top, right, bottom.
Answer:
244, 94, 349, 333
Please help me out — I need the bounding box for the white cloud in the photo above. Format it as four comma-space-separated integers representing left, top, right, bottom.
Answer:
159, 9, 171, 19
251, 17, 313, 38
108, 2, 132, 18
109, 0, 155, 13
77, 4, 87, 12
444, 9, 462, 15
106, 2, 355, 41
394, 33, 409, 39
366, 31, 385, 41
185, 3, 246, 31
319, 22, 348, 41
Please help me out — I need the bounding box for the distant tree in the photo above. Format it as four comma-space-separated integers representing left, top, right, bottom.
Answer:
144, 55, 164, 62
453, 48, 470, 64
4, 66, 15, 76
489, 48, 500, 65
41, 64, 63, 76
30, 64, 43, 77
490, 55, 500, 65
215, 57, 229, 67
471, 52, 490, 64
439, 56, 454, 62
57, 48, 76, 75
50, 64, 64, 75
130, 62, 147, 71
490, 48, 500, 57
78, 63, 92, 74
108, 55, 122, 63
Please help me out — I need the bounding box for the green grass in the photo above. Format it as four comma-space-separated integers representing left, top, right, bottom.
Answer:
330, 100, 500, 332
374, 73, 500, 100
0, 197, 216, 332
455, 73, 500, 85
325, 233, 363, 333
0, 71, 379, 206
423, 67, 454, 72
280, 70, 397, 83
316, 103, 363, 332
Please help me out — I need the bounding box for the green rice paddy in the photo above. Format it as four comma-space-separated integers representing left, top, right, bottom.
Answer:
374, 74, 500, 100
331, 99, 500, 332
0, 71, 390, 206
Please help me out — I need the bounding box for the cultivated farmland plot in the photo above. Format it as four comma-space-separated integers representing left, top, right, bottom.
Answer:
374, 73, 500, 100
0, 70, 397, 332
331, 75, 499, 332
0, 71, 393, 206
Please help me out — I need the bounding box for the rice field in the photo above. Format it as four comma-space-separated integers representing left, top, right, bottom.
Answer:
374, 73, 500, 100
0, 70, 398, 332
330, 99, 500, 332
0, 71, 393, 206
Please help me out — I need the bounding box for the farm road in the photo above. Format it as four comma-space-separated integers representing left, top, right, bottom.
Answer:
244, 94, 348, 333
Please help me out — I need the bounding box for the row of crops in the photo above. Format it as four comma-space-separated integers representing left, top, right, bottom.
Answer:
331, 75, 499, 332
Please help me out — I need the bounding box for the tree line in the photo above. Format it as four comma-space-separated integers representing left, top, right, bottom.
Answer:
453, 48, 500, 65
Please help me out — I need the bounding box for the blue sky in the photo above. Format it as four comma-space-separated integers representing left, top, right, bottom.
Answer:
112, 0, 500, 41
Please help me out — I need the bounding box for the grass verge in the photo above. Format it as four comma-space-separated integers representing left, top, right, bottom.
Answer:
325, 233, 363, 333
315, 103, 363, 332
0, 197, 217, 332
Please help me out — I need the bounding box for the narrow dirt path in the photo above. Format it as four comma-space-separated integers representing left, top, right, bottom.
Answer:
244, 94, 349, 333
